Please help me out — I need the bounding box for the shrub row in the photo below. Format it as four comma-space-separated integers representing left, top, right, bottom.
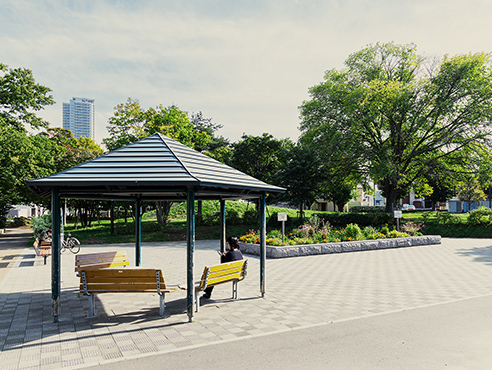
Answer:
312, 212, 394, 227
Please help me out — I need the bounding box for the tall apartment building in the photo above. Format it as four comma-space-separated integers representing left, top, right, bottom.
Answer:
62, 97, 95, 140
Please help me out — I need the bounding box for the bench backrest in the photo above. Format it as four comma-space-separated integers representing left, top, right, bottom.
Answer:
80, 269, 166, 294
197, 260, 247, 291
75, 251, 130, 272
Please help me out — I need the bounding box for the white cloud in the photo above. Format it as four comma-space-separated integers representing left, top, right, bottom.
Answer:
2, 0, 492, 144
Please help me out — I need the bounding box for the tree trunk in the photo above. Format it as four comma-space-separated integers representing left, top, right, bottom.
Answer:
110, 201, 115, 236
155, 201, 173, 226
383, 179, 398, 214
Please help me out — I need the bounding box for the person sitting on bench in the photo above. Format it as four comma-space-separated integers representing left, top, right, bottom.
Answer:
202, 236, 243, 299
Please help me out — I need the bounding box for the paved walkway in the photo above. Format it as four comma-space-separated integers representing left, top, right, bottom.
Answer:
0, 237, 492, 368
0, 228, 33, 284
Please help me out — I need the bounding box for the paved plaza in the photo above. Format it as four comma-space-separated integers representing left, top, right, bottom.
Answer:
1, 231, 492, 369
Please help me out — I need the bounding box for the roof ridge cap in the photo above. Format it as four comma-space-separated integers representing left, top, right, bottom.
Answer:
156, 133, 201, 184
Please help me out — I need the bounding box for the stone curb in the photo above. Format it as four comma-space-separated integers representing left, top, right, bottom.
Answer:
239, 235, 442, 258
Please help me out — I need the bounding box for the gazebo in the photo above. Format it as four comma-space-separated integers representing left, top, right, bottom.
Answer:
26, 133, 285, 322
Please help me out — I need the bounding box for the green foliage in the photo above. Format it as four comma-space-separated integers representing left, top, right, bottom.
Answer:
8, 216, 30, 227
277, 144, 326, 217
31, 215, 51, 238
343, 223, 363, 240
230, 133, 292, 187
387, 230, 410, 238
436, 212, 462, 225
457, 178, 487, 209
0, 63, 54, 131
103, 98, 223, 153
312, 212, 393, 227
401, 221, 424, 236
300, 42, 492, 212
467, 206, 492, 225
349, 206, 386, 213
242, 209, 260, 225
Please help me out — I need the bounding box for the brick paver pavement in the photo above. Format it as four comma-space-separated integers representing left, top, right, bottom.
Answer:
1, 238, 492, 369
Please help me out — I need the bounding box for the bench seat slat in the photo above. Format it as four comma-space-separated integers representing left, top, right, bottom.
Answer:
75, 251, 130, 272
79, 284, 177, 292
207, 260, 245, 273
82, 269, 159, 278
80, 276, 164, 284
76, 251, 128, 260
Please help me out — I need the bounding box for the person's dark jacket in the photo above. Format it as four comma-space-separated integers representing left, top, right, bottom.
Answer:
221, 249, 243, 263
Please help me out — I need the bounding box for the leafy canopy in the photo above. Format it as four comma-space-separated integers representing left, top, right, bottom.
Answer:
300, 42, 492, 211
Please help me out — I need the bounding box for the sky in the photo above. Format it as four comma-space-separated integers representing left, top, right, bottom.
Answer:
2, 0, 492, 145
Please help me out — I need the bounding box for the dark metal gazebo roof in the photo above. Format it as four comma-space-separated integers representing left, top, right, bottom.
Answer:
27, 133, 285, 199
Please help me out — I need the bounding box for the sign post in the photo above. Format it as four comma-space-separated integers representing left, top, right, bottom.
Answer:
278, 212, 288, 243
394, 210, 402, 231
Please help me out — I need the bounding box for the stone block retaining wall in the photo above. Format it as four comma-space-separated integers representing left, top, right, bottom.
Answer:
239, 235, 441, 258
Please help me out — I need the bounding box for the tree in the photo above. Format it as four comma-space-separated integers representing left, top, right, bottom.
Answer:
230, 133, 292, 186
103, 98, 147, 152
457, 177, 486, 211
0, 63, 54, 131
300, 43, 492, 213
103, 98, 224, 226
190, 111, 230, 162
0, 64, 55, 226
277, 145, 327, 219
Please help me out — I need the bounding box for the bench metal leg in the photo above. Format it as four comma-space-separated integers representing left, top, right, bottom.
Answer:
88, 294, 96, 318
44, 256, 47, 265
232, 281, 238, 299
195, 290, 200, 312
159, 294, 165, 317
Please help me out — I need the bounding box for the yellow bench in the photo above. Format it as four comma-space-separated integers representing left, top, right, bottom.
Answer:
75, 251, 130, 272
193, 260, 247, 312
33, 238, 51, 265
79, 269, 179, 317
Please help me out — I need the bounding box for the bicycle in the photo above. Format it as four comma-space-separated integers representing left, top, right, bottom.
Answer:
61, 233, 81, 254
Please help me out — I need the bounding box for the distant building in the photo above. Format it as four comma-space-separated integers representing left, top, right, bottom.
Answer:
62, 97, 95, 140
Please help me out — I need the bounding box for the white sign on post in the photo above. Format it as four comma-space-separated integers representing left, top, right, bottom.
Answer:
394, 210, 402, 219
277, 212, 288, 221
278, 213, 288, 243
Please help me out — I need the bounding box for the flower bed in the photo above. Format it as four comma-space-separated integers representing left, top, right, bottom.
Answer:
239, 218, 425, 247
239, 235, 441, 259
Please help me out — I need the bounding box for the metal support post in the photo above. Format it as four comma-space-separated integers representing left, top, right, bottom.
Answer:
260, 194, 266, 297
186, 189, 195, 322
51, 188, 61, 322
135, 197, 142, 266
220, 199, 226, 253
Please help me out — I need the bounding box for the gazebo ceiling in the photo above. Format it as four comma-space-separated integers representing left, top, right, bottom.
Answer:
26, 133, 285, 200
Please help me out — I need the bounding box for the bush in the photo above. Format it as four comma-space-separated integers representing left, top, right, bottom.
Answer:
342, 223, 363, 240
313, 212, 393, 227
436, 212, 461, 225
467, 207, 492, 225
387, 230, 410, 238
349, 206, 386, 213
10, 217, 30, 227
243, 209, 260, 225
31, 215, 52, 238
401, 221, 424, 236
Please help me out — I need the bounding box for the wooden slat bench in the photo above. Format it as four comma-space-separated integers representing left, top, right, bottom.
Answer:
75, 251, 130, 273
33, 238, 51, 265
192, 260, 247, 312
79, 269, 178, 317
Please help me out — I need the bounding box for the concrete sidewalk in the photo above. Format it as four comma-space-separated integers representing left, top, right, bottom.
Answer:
91, 294, 492, 370
1, 237, 492, 369
0, 228, 33, 284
